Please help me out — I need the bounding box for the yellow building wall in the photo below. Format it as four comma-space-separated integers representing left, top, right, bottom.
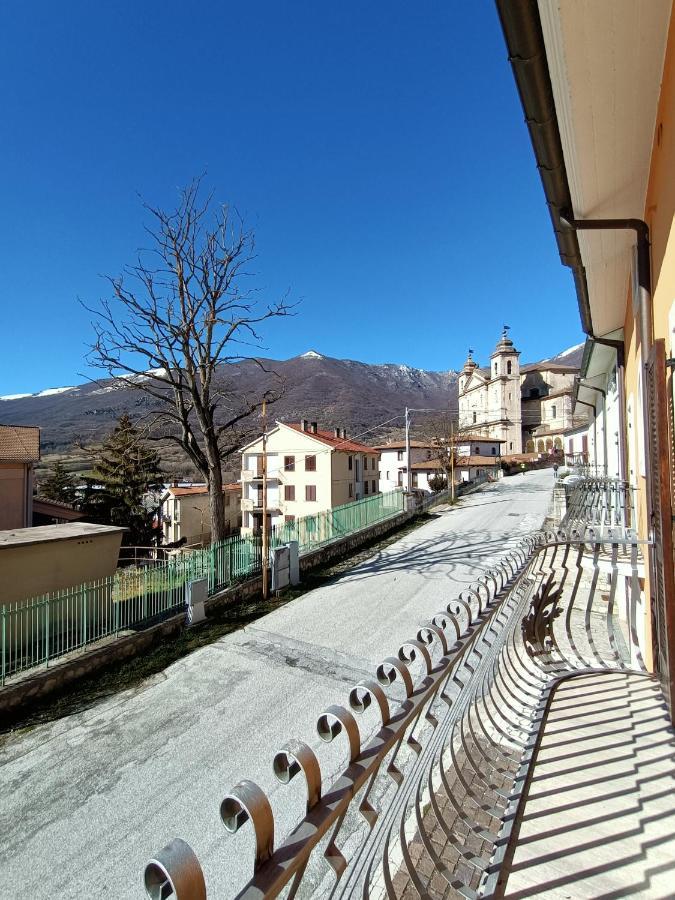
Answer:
622, 8, 675, 666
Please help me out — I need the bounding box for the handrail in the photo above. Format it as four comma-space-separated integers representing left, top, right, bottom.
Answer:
143, 526, 648, 899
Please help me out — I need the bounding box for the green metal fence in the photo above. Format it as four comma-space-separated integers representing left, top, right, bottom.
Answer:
1, 489, 404, 684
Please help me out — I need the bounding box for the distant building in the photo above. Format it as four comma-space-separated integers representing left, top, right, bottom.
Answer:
32, 496, 84, 525
375, 440, 436, 492
239, 420, 380, 534
0, 424, 40, 529
458, 329, 586, 454
159, 483, 242, 546
376, 435, 504, 493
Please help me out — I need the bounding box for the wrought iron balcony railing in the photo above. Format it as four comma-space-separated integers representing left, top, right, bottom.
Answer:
143, 526, 647, 900
561, 476, 635, 531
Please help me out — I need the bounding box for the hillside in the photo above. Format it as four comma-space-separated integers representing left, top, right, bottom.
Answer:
0, 344, 583, 478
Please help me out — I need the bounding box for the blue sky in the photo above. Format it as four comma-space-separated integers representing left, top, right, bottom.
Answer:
0, 1, 583, 394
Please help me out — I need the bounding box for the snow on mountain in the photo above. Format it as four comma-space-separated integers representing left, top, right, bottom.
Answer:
36, 386, 78, 397
0, 393, 33, 401
300, 350, 324, 359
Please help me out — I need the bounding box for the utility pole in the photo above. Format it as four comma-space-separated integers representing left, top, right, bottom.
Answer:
405, 407, 411, 492
261, 398, 269, 600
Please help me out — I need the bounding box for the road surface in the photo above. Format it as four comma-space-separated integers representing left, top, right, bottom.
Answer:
0, 470, 553, 899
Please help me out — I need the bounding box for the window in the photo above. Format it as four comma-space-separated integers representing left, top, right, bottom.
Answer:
426, 450, 431, 460
474, 446, 480, 454
284, 514, 295, 523
412, 473, 418, 487
386, 470, 390, 480
509, 442, 513, 450
364, 481, 369, 495
397, 450, 404, 461
305, 485, 317, 501
473, 412, 477, 424
372, 479, 376, 493
348, 455, 353, 470
494, 363, 498, 375
284, 485, 295, 501
284, 455, 295, 472
551, 404, 557, 420
305, 454, 316, 472
348, 483, 353, 498
507, 360, 512, 375
491, 447, 496, 455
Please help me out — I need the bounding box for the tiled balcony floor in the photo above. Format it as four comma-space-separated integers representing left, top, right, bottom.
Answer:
500, 672, 675, 899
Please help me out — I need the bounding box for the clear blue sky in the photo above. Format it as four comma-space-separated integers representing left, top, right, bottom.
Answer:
0, 0, 583, 395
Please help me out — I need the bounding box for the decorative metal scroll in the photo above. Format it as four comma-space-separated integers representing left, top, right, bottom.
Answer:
144, 529, 647, 899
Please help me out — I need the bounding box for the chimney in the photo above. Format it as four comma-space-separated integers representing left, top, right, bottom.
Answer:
334, 427, 340, 438
300, 418, 308, 432
341, 428, 347, 439
310, 421, 318, 434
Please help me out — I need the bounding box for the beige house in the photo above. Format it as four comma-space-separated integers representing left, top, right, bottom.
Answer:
0, 424, 40, 529
239, 420, 380, 534
160, 483, 241, 546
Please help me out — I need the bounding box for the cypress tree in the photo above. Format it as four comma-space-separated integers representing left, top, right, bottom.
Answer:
40, 460, 77, 505
81, 414, 164, 546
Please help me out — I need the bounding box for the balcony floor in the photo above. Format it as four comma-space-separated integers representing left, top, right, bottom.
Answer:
500, 672, 675, 899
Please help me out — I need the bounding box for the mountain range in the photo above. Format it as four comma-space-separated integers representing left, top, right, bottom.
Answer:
0, 344, 584, 476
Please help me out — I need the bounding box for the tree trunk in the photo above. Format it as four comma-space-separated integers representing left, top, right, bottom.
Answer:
209, 464, 227, 543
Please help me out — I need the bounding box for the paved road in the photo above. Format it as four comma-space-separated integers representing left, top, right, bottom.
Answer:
0, 471, 553, 900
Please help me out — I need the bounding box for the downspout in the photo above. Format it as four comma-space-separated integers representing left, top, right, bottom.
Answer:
575, 398, 599, 474
559, 215, 653, 353
577, 379, 608, 474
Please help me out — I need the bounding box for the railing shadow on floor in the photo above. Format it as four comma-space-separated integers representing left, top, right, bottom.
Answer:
142, 524, 653, 900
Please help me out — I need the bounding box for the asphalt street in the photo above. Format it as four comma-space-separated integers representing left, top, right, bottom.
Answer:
0, 470, 553, 900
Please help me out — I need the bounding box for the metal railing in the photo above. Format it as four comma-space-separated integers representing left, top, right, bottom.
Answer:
561, 476, 635, 530
143, 525, 648, 899
0, 490, 406, 685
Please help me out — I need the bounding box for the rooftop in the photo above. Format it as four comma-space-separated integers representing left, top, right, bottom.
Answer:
166, 483, 240, 497
0, 424, 40, 462
285, 422, 377, 455
0, 522, 125, 549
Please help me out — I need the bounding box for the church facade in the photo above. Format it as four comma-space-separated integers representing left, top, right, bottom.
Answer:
458, 329, 584, 455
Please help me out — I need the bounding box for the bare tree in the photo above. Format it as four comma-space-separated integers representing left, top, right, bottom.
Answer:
85, 179, 292, 542
417, 411, 479, 485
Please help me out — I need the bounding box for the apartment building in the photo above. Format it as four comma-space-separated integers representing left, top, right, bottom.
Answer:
239, 420, 379, 534
160, 483, 241, 546
0, 424, 40, 529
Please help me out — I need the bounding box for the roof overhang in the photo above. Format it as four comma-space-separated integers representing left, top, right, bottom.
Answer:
496, 0, 672, 337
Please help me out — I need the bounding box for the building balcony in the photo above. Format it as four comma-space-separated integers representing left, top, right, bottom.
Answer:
145, 525, 670, 898
241, 497, 279, 513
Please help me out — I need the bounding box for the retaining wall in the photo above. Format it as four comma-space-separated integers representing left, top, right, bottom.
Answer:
0, 505, 427, 718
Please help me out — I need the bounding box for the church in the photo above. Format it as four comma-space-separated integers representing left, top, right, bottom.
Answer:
457, 328, 584, 455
